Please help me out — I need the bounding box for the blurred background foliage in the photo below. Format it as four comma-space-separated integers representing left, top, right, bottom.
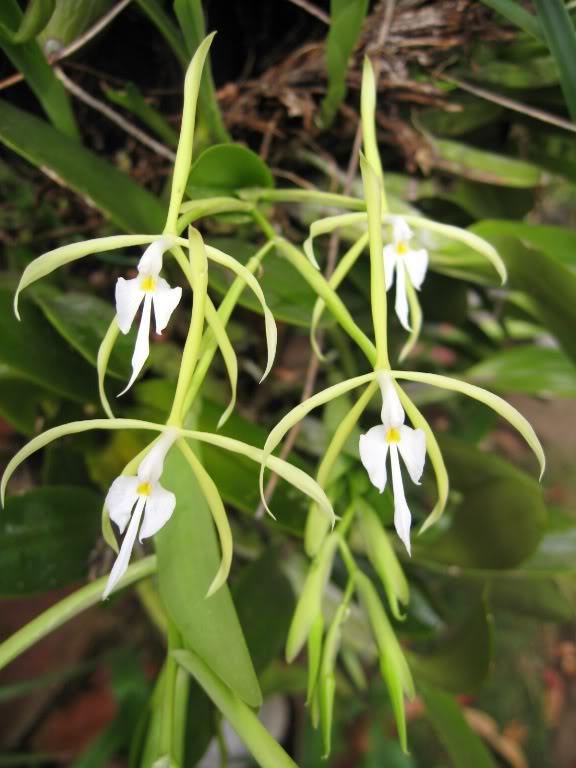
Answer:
0, 0, 576, 766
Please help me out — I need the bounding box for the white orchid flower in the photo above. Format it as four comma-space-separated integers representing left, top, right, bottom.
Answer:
383, 217, 428, 331
103, 429, 178, 599
359, 374, 426, 555
116, 237, 182, 395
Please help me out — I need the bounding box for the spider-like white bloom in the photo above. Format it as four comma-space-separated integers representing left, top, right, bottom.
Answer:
103, 429, 178, 599
359, 374, 427, 554
116, 238, 182, 394
384, 217, 428, 331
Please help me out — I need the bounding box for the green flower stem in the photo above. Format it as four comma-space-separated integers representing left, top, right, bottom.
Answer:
174, 650, 299, 768
168, 230, 208, 426
360, 154, 390, 369
160, 622, 181, 761
242, 188, 366, 211
0, 557, 157, 672
273, 237, 377, 363
164, 34, 216, 232
361, 57, 388, 212
170, 241, 238, 424
181, 240, 275, 417
337, 538, 358, 580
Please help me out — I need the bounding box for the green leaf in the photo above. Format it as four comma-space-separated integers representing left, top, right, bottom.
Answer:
37, 0, 113, 47
0, 286, 98, 403
0, 486, 100, 596
321, 0, 369, 126
430, 137, 548, 187
416, 437, 546, 571
233, 550, 295, 674
0, 99, 166, 233
32, 289, 133, 380
467, 219, 576, 271
533, 0, 576, 121
408, 597, 492, 694
187, 144, 274, 196
135, 0, 188, 67
0, 375, 45, 434
105, 82, 178, 146
0, 0, 78, 137
491, 576, 576, 622
155, 437, 262, 707
11, 0, 55, 43
472, 224, 576, 365
420, 685, 497, 768
478, 0, 542, 41
466, 346, 576, 398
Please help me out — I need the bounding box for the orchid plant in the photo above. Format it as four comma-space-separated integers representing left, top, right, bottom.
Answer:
0, 33, 547, 768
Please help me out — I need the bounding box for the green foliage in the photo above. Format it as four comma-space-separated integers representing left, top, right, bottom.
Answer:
322, 0, 369, 126
0, 486, 101, 595
421, 685, 497, 768
533, 0, 576, 121
0, 99, 165, 232
0, 4, 574, 766
188, 143, 274, 195
0, 0, 78, 137
155, 438, 262, 707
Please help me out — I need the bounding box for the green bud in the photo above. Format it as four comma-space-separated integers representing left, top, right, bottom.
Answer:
355, 572, 414, 753
357, 500, 409, 620
286, 533, 339, 662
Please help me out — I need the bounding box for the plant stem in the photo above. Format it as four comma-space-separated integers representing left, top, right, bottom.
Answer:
167, 231, 208, 426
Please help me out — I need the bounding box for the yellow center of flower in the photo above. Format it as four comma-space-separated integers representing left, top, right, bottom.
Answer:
396, 241, 408, 255
137, 482, 153, 496
386, 427, 401, 443
140, 275, 156, 292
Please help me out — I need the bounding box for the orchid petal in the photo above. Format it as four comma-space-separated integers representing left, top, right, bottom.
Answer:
137, 428, 178, 484
138, 237, 175, 276
394, 262, 411, 331
103, 496, 145, 599
105, 476, 139, 534
389, 445, 412, 555
397, 425, 426, 485
383, 244, 397, 290
115, 277, 144, 334
378, 372, 405, 428
152, 277, 182, 334
359, 425, 389, 493
118, 293, 153, 396
392, 217, 412, 244
404, 248, 428, 290
139, 484, 176, 540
